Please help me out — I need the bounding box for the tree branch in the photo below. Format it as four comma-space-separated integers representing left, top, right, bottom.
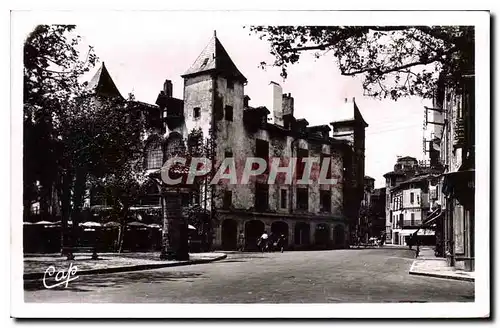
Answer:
340, 46, 457, 76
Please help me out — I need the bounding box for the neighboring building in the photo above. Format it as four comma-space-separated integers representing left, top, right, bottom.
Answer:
331, 99, 369, 243
424, 73, 475, 272
382, 156, 442, 244
357, 176, 374, 242
370, 187, 387, 239
388, 174, 435, 246
89, 32, 368, 251
383, 156, 419, 243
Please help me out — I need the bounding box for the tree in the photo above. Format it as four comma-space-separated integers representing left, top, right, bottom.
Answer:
24, 25, 97, 222
24, 25, 148, 256
60, 95, 145, 252
249, 26, 474, 100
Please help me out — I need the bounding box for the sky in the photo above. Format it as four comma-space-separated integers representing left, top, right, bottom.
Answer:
71, 21, 431, 188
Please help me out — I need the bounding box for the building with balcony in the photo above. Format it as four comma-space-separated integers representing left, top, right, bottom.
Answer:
388, 174, 436, 245
424, 72, 475, 272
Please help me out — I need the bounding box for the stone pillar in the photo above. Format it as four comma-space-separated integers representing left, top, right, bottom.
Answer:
330, 224, 335, 243
214, 225, 222, 248
160, 190, 189, 261
309, 222, 316, 246
288, 222, 295, 247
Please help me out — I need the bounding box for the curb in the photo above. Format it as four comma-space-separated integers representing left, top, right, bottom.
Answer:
408, 261, 474, 282
24, 254, 227, 280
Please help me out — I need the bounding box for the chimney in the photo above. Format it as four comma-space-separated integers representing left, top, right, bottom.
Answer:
244, 95, 251, 108
282, 93, 294, 117
163, 79, 173, 98
270, 81, 283, 126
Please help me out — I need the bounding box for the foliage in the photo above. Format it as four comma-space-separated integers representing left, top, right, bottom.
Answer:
23, 24, 97, 221
249, 26, 474, 100
23, 25, 147, 245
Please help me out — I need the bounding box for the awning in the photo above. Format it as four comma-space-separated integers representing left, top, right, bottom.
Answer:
423, 210, 444, 227
442, 169, 475, 209
425, 207, 441, 222
80, 221, 102, 227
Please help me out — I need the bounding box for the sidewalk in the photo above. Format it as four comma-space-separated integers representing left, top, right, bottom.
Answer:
24, 252, 227, 280
409, 247, 474, 282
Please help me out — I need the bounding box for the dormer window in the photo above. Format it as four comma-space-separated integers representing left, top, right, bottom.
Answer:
201, 58, 209, 68
193, 107, 201, 119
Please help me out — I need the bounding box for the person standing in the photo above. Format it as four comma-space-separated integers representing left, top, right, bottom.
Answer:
238, 230, 245, 252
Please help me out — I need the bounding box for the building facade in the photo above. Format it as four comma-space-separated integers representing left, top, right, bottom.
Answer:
388, 175, 435, 245
90, 33, 368, 251
425, 73, 475, 271
369, 187, 387, 240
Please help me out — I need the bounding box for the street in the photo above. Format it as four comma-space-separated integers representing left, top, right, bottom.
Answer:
24, 248, 474, 303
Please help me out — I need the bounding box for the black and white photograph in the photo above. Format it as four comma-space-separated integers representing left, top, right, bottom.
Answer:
9, 8, 490, 319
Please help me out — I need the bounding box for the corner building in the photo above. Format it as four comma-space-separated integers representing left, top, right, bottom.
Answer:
101, 33, 368, 251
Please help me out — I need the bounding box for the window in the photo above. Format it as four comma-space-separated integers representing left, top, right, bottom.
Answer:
410, 192, 414, 204
255, 139, 269, 173
193, 107, 201, 119
417, 194, 420, 204
297, 148, 309, 180
399, 213, 404, 228
296, 188, 308, 211
223, 190, 232, 209
255, 183, 269, 211
411, 213, 415, 225
146, 140, 163, 169
227, 78, 234, 90
320, 190, 331, 212
224, 150, 233, 158
225, 105, 233, 121
280, 189, 287, 209
201, 58, 209, 68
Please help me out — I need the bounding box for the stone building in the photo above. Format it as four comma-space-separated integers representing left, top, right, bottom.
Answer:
424, 73, 475, 271
89, 32, 368, 251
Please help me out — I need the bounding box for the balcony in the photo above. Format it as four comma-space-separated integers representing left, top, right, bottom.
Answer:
396, 220, 422, 229
164, 109, 184, 130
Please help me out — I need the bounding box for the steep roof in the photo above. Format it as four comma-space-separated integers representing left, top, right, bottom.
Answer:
86, 62, 123, 98
330, 98, 368, 128
181, 32, 247, 82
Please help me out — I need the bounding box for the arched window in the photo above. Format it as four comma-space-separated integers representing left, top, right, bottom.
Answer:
146, 138, 163, 169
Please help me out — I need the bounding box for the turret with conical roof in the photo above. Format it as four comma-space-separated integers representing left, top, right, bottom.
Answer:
86, 62, 123, 99
181, 32, 247, 142
181, 31, 247, 83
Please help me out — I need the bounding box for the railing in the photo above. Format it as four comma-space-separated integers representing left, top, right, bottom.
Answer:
396, 220, 422, 229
